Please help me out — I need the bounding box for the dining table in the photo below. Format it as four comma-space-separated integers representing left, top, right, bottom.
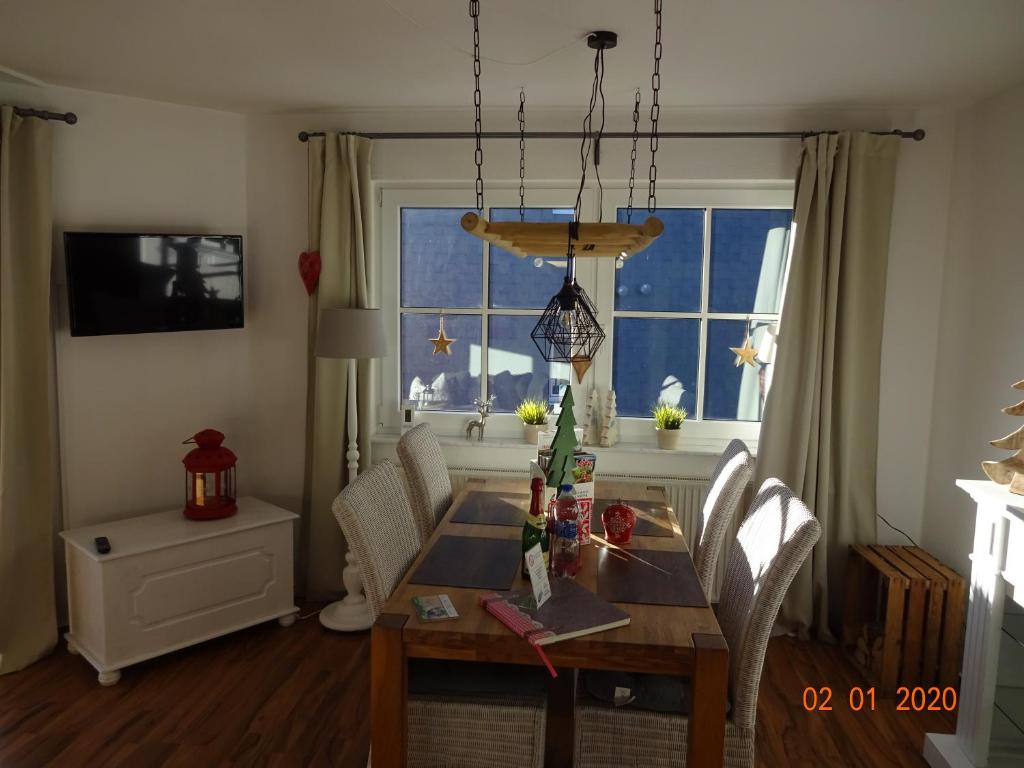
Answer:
370, 476, 729, 768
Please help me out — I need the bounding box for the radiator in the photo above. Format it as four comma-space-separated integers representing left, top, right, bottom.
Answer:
448, 467, 743, 601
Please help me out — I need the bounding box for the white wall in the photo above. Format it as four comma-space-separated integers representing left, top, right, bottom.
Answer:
876, 108, 957, 544
0, 80, 976, 574
0, 83, 251, 529
239, 103, 950, 518
921, 83, 1024, 575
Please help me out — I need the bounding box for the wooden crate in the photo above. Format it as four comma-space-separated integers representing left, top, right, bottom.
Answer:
842, 545, 966, 694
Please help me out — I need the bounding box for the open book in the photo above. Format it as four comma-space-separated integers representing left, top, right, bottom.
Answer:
479, 579, 630, 676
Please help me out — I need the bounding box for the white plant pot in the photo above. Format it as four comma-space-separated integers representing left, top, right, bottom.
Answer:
523, 423, 548, 444
656, 428, 681, 450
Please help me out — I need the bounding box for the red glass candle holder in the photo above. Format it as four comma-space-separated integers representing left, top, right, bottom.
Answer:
601, 499, 636, 545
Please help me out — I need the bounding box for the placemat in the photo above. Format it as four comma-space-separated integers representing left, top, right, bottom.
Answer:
450, 491, 530, 527
409, 535, 521, 591
590, 498, 674, 538
596, 548, 707, 607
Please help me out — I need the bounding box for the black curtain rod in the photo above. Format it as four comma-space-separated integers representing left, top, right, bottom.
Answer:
13, 107, 78, 124
298, 128, 925, 142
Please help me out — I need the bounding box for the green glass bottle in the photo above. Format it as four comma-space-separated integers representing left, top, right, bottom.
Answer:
522, 477, 550, 579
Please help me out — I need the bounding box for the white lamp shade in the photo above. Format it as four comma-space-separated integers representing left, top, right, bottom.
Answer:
315, 308, 388, 359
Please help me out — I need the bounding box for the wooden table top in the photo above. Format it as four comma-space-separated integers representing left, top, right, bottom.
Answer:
381, 477, 724, 675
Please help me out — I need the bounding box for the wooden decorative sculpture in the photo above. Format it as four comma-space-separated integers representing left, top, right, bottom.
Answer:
982, 378, 1024, 495
599, 389, 619, 448
461, 212, 664, 260
582, 388, 602, 446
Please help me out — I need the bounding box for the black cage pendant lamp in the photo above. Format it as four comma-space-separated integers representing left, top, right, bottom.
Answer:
530, 29, 621, 383
531, 252, 606, 383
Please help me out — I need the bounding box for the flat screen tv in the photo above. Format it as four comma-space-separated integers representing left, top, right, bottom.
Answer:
65, 232, 244, 337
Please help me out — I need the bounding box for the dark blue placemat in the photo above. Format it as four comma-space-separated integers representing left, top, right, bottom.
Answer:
409, 535, 522, 591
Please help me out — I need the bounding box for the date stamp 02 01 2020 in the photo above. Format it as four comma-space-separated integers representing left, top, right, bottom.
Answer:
802, 685, 958, 713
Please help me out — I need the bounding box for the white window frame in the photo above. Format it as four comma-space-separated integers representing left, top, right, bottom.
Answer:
378, 184, 594, 439
377, 181, 793, 450
591, 183, 794, 445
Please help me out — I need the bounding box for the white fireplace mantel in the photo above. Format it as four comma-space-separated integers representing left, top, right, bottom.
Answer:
924, 479, 1024, 768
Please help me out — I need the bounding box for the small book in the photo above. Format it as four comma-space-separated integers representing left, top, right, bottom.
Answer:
479, 579, 630, 677
412, 594, 459, 622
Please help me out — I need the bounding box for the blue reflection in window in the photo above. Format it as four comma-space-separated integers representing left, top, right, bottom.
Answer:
615, 208, 703, 312
613, 318, 699, 417
487, 315, 570, 412
709, 209, 792, 313
401, 209, 482, 308
400, 313, 481, 411
489, 208, 575, 309
704, 319, 774, 421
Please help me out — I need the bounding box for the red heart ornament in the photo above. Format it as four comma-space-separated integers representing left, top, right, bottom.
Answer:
298, 250, 321, 295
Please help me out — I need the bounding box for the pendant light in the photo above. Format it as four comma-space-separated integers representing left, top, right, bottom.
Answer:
462, 2, 666, 382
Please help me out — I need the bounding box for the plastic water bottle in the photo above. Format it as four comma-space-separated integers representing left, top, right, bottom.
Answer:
551, 485, 581, 578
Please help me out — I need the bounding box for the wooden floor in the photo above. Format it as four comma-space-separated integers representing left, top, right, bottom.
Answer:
0, 613, 954, 767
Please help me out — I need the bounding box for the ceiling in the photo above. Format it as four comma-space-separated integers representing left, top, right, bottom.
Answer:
1, 0, 1022, 114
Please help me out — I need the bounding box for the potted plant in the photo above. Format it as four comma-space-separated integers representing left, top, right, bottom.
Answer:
652, 403, 687, 450
515, 398, 550, 444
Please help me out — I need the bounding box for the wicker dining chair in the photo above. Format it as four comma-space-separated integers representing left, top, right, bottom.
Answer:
693, 439, 755, 597
573, 478, 821, 768
397, 423, 453, 546
332, 460, 547, 768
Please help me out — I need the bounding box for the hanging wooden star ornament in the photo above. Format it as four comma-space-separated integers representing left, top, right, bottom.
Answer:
730, 335, 759, 368
571, 356, 593, 382
430, 313, 456, 356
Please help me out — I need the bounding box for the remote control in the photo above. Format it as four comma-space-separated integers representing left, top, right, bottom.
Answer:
94, 536, 111, 555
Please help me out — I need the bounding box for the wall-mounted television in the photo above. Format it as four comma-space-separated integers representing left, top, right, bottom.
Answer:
64, 232, 244, 337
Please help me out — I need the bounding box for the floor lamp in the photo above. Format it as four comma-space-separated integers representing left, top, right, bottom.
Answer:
314, 307, 388, 632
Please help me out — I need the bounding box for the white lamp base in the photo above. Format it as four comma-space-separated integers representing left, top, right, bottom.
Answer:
319, 596, 372, 631
319, 549, 373, 631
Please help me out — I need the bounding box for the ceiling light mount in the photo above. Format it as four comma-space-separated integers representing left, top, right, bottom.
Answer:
587, 31, 618, 51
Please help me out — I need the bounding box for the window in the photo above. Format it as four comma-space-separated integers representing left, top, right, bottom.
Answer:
398, 203, 576, 414
382, 186, 792, 442
611, 206, 792, 423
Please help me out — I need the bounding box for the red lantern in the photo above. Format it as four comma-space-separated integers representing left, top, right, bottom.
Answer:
182, 429, 237, 520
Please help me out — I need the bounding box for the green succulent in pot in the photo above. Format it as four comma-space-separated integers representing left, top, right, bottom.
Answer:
652, 402, 687, 449
516, 399, 550, 425
516, 398, 550, 445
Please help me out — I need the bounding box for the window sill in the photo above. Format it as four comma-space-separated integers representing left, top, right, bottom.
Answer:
373, 430, 755, 455
371, 430, 756, 479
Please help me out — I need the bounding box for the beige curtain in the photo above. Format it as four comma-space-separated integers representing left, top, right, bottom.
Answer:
300, 134, 373, 599
0, 107, 57, 673
755, 132, 900, 640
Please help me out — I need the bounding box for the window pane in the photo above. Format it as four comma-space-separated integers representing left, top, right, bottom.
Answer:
401, 208, 482, 308
487, 315, 570, 413
615, 208, 703, 312
709, 209, 792, 313
704, 319, 777, 421
612, 318, 699, 418
401, 313, 482, 411
489, 207, 575, 309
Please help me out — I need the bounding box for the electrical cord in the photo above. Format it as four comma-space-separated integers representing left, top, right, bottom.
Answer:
876, 513, 918, 547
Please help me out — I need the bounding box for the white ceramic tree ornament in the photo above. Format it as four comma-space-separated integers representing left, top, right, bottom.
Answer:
582, 388, 602, 446
599, 389, 619, 447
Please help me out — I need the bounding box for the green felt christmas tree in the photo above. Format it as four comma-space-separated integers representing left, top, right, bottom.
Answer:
546, 386, 577, 489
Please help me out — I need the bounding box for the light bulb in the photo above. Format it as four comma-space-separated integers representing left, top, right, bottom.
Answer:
559, 310, 573, 330
533, 257, 544, 268
615, 256, 625, 270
